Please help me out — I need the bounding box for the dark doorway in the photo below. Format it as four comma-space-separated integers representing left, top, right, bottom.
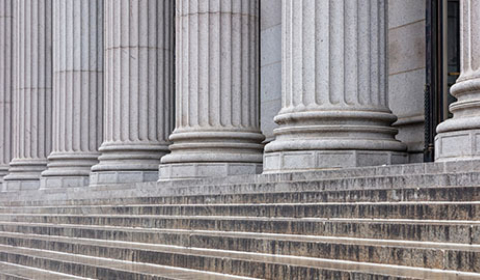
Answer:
424, 0, 460, 162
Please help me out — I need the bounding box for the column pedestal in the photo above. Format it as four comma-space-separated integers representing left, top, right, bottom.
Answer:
263, 0, 406, 173
435, 0, 480, 161
90, 0, 174, 186
159, 0, 264, 180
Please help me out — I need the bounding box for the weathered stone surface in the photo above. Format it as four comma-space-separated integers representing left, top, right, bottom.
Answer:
435, 0, 480, 162
1, 161, 480, 278
91, 0, 174, 185
3, 0, 53, 192
40, 0, 104, 189
159, 0, 265, 180
263, 0, 407, 173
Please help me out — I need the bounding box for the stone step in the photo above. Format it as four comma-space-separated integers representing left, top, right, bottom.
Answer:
0, 234, 473, 279
3, 186, 480, 208
0, 260, 92, 280
1, 225, 480, 273
0, 215, 478, 244
0, 244, 261, 280
1, 201, 480, 221
2, 167, 480, 207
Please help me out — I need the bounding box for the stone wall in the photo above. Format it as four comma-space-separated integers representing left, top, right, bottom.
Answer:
260, 0, 282, 142
388, 0, 426, 163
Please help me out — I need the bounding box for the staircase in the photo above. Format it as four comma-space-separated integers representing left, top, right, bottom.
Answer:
1, 162, 480, 279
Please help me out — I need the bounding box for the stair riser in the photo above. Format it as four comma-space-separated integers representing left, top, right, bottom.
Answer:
1, 204, 479, 221
0, 251, 177, 280
0, 239, 426, 279
3, 169, 480, 207
0, 275, 28, 280
0, 218, 477, 244
3, 187, 480, 208
0, 232, 477, 272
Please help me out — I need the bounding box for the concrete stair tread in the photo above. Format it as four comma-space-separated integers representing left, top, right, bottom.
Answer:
4, 185, 480, 207
2, 217, 478, 244
3, 229, 480, 273
2, 218, 480, 231
1, 224, 479, 253
2, 167, 480, 205
0, 234, 476, 279
4, 213, 480, 224
0, 244, 260, 280
3, 201, 480, 211
0, 201, 479, 221
4, 200, 480, 209
0, 260, 92, 280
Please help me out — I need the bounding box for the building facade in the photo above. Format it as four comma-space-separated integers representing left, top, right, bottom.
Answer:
0, 0, 477, 191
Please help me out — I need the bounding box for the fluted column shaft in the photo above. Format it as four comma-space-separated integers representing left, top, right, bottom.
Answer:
435, 0, 480, 161
159, 0, 264, 180
263, 0, 406, 172
90, 0, 174, 185
0, 0, 13, 188
3, 0, 53, 191
40, 0, 103, 189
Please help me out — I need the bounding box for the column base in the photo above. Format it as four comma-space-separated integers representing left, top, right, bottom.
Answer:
435, 129, 480, 162
2, 159, 46, 191
39, 152, 99, 189
263, 150, 407, 173
159, 163, 263, 181
89, 170, 159, 186
90, 142, 167, 186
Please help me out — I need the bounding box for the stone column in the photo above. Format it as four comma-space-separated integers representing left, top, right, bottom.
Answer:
3, 0, 53, 191
263, 0, 406, 173
90, 0, 174, 185
159, 0, 264, 180
0, 0, 13, 188
40, 0, 103, 189
435, 0, 480, 161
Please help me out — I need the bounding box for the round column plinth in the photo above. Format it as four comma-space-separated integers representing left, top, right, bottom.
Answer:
2, 159, 47, 191
90, 142, 168, 186
40, 152, 99, 189
160, 130, 264, 180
